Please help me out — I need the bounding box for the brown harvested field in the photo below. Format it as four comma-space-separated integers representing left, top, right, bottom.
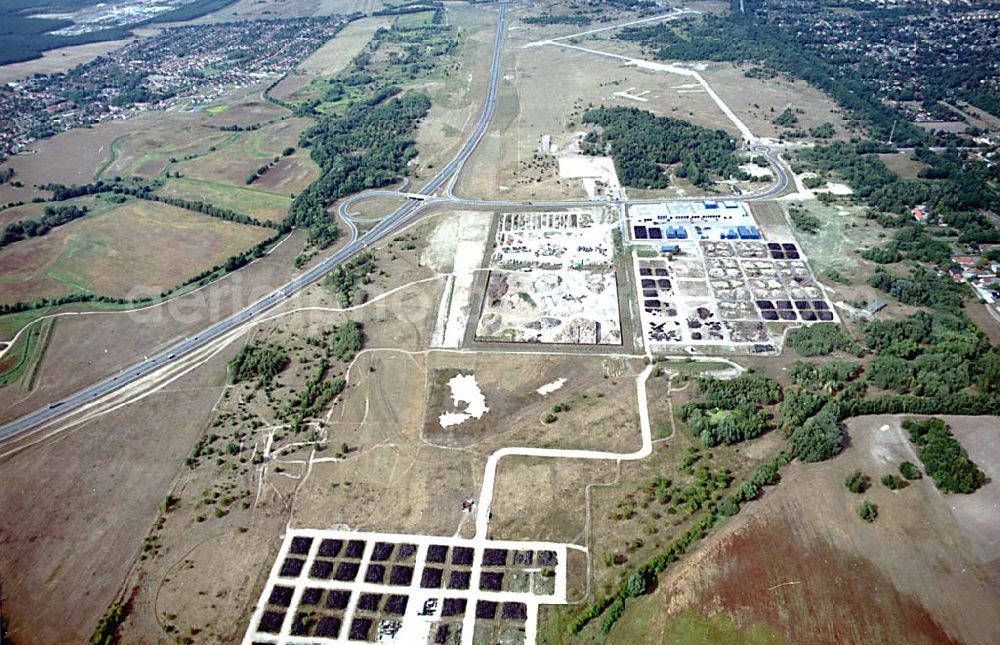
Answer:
253, 156, 319, 193
0, 199, 273, 305
202, 95, 289, 128
2, 118, 140, 186
297, 16, 393, 76
0, 352, 229, 644
0, 38, 135, 84
268, 72, 311, 101
601, 414, 1000, 645
879, 151, 929, 179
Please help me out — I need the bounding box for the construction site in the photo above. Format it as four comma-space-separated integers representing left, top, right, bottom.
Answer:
474, 210, 622, 346
626, 201, 836, 353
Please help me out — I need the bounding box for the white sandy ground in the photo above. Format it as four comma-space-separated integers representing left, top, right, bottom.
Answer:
438, 373, 489, 428
535, 378, 566, 396
423, 213, 492, 349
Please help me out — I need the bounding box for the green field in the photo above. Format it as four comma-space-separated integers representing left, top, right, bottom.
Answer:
158, 177, 292, 223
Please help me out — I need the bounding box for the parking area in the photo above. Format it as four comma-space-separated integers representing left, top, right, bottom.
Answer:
244, 529, 569, 645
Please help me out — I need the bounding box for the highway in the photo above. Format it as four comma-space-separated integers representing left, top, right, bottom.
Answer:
0, 3, 508, 443
0, 3, 792, 443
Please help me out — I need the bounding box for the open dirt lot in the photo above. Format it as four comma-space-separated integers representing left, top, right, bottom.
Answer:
600, 414, 1000, 645
0, 199, 273, 305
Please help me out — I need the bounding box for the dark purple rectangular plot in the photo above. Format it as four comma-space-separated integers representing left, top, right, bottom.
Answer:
502, 602, 528, 621
344, 540, 366, 559
657, 279, 672, 289
779, 310, 797, 320
482, 549, 508, 566
309, 560, 333, 580
818, 311, 834, 321
290, 613, 311, 637
349, 617, 372, 641
649, 227, 663, 239
389, 565, 413, 586
289, 536, 313, 555
365, 564, 386, 584
644, 300, 661, 308
513, 550, 533, 566
776, 300, 792, 310
451, 547, 474, 566
654, 268, 669, 277
475, 600, 498, 620
442, 598, 467, 617
479, 572, 503, 591
258, 611, 284, 633
756, 300, 774, 309
301, 588, 322, 606
643, 289, 658, 298
420, 567, 443, 588
813, 300, 829, 310
537, 550, 558, 566
335, 561, 360, 582
801, 310, 817, 321
782, 243, 796, 251
397, 543, 417, 560
761, 310, 778, 320
767, 242, 781, 250
633, 225, 648, 239
357, 593, 382, 612
794, 300, 810, 310
787, 251, 800, 259
426, 544, 448, 563
317, 539, 342, 558
280, 558, 304, 578
770, 251, 785, 259
326, 589, 351, 610
268, 585, 294, 607
448, 570, 471, 590
639, 268, 653, 276
641, 279, 655, 288
315, 616, 341, 638
385, 595, 408, 616
434, 625, 450, 644
371, 542, 394, 561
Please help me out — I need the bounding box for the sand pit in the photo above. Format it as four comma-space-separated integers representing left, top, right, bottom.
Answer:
438, 373, 489, 428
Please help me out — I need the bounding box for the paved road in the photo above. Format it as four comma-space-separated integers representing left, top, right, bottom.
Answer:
0, 3, 509, 443
0, 5, 791, 443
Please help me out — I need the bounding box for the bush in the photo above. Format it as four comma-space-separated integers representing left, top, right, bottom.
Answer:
858, 500, 877, 523
624, 571, 648, 598
904, 418, 986, 493
880, 473, 903, 490
844, 470, 867, 494
543, 413, 558, 424
789, 405, 844, 462
716, 496, 739, 516
899, 461, 922, 480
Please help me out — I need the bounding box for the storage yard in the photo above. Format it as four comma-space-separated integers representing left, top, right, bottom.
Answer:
244, 529, 567, 644
627, 201, 836, 353
474, 211, 622, 345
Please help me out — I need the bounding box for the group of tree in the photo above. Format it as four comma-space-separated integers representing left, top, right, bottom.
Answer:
786, 322, 862, 357
289, 91, 431, 247
229, 343, 289, 386
903, 417, 986, 494
678, 373, 781, 447
580, 106, 745, 188
323, 253, 376, 307
0, 204, 89, 249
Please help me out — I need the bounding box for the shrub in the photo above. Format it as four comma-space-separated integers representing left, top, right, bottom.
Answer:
880, 473, 903, 490
844, 470, 867, 494
899, 461, 922, 480
858, 500, 877, 523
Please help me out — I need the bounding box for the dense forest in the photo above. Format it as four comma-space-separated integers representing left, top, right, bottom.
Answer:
229, 343, 289, 386
0, 0, 239, 65
903, 417, 986, 494
581, 106, 745, 188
